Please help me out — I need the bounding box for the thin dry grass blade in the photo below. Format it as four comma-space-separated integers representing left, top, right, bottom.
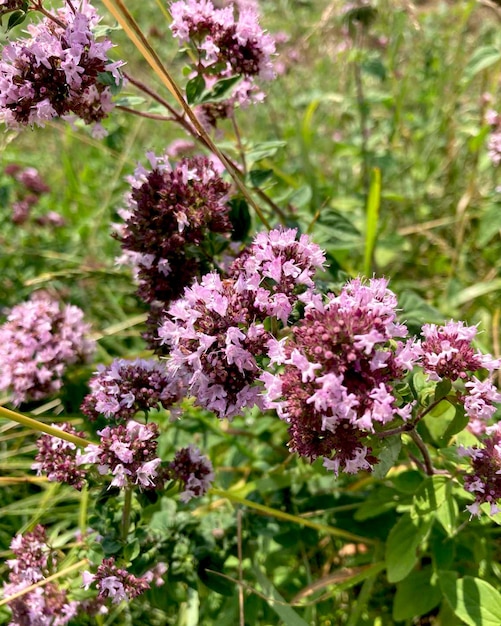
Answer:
100, 0, 271, 227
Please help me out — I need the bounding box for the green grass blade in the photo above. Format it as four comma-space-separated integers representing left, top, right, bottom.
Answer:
363, 167, 381, 277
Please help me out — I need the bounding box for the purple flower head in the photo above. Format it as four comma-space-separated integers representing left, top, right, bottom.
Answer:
117, 153, 232, 307
81, 358, 183, 422
0, 293, 95, 405
77, 420, 162, 490
169, 444, 214, 501
0, 0, 25, 16
157, 228, 325, 418
170, 0, 275, 123
229, 227, 326, 323
0, 1, 124, 134
262, 277, 417, 475
32, 423, 87, 490
3, 526, 78, 625
419, 321, 498, 382
170, 0, 275, 78
82, 558, 150, 604
159, 272, 268, 418
461, 423, 501, 517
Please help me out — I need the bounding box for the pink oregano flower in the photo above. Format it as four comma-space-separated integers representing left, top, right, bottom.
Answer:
0, 0, 124, 136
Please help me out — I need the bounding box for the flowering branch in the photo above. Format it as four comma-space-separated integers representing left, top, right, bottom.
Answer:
100, 0, 272, 227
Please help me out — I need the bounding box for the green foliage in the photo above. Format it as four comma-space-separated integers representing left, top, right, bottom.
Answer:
2, 0, 501, 624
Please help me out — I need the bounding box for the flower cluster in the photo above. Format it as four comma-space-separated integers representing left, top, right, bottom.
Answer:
78, 421, 163, 490
0, 0, 26, 17
158, 227, 326, 419
170, 0, 275, 124
0, 293, 95, 405
170, 0, 275, 78
4, 163, 53, 225
81, 358, 183, 422
262, 277, 416, 475
418, 321, 497, 382
117, 152, 232, 311
82, 558, 150, 604
169, 445, 214, 501
0, 1, 123, 136
3, 526, 78, 625
32, 422, 87, 489
459, 424, 501, 517
486, 109, 501, 166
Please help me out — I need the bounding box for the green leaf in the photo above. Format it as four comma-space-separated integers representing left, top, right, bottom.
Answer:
97, 71, 122, 95
253, 567, 309, 626
6, 9, 26, 31
435, 489, 459, 536
185, 75, 206, 105
434, 379, 452, 402
354, 485, 400, 521
249, 169, 273, 187
422, 399, 457, 445
372, 435, 401, 479
465, 45, 501, 79
393, 566, 442, 621
228, 197, 251, 242
246, 141, 287, 165
385, 512, 432, 583
197, 554, 234, 596
412, 475, 449, 517
439, 572, 501, 626
101, 536, 122, 555
201, 75, 242, 103
479, 201, 501, 247
449, 279, 501, 308
442, 403, 469, 442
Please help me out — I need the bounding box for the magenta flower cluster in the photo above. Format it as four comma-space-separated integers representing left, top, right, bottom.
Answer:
82, 558, 150, 604
117, 152, 232, 311
169, 445, 214, 501
261, 277, 501, 476
0, 293, 95, 405
170, 0, 275, 124
170, 0, 275, 78
0, 1, 123, 136
3, 526, 78, 625
459, 423, 501, 517
32, 422, 87, 490
158, 227, 326, 418
81, 358, 183, 422
77, 420, 162, 490
262, 277, 416, 475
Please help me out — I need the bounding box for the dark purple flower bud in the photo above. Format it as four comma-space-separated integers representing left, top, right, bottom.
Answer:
33, 423, 87, 490
169, 445, 214, 501
81, 358, 182, 423
82, 558, 150, 604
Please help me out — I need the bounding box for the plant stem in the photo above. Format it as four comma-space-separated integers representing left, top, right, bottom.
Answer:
409, 429, 435, 476
100, 0, 272, 228
30, 1, 66, 28
120, 487, 133, 542
0, 406, 88, 448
